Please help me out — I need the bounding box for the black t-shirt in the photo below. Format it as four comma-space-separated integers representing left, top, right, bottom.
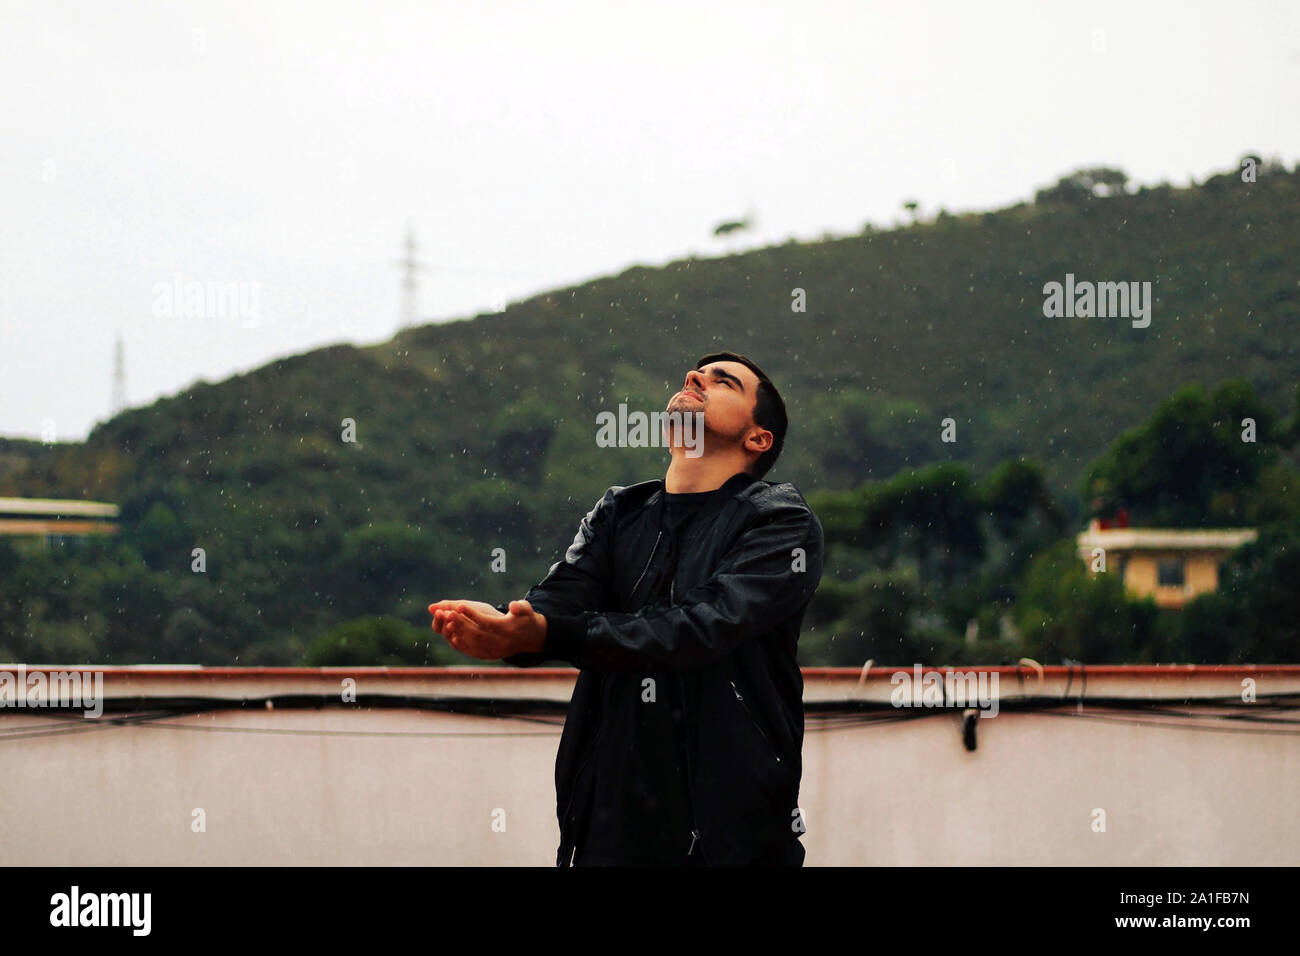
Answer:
655, 487, 716, 599
663, 487, 716, 530
574, 486, 719, 864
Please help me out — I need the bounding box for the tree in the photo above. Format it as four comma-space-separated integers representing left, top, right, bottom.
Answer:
130, 501, 189, 570
1034, 167, 1129, 204
334, 521, 450, 617
491, 397, 561, 483
1175, 518, 1300, 663
817, 462, 985, 586
305, 615, 463, 666
801, 389, 935, 487
799, 568, 966, 666
1082, 380, 1280, 526
982, 458, 1066, 539
1013, 540, 1159, 663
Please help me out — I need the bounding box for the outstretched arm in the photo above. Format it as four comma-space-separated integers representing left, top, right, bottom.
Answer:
435, 494, 823, 671
429, 488, 617, 666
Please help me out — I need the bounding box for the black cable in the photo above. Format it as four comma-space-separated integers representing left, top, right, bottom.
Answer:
3, 691, 1297, 742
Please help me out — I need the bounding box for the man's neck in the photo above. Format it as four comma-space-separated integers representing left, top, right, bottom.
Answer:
663, 450, 750, 494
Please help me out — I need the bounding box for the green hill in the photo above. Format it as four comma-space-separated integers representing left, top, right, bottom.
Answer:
2, 160, 1296, 664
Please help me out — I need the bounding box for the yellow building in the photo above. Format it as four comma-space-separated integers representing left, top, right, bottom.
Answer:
1075, 520, 1258, 609
0, 497, 120, 542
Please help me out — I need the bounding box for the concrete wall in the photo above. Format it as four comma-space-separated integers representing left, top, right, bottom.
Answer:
1, 665, 1296, 865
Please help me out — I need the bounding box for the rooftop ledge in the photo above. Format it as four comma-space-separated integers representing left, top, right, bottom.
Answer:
0, 664, 1296, 677
1076, 524, 1258, 551
1, 663, 1297, 705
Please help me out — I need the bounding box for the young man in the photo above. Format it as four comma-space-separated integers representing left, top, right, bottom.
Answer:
429, 351, 824, 866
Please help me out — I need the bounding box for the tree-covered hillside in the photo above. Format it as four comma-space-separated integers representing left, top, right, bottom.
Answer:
1, 160, 1296, 664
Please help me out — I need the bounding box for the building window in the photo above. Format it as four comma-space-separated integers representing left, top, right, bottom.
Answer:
1157, 558, 1185, 588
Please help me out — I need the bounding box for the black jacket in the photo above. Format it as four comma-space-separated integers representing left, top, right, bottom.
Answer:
501, 470, 825, 865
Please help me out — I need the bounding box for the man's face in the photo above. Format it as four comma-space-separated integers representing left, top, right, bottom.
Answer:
666, 360, 768, 451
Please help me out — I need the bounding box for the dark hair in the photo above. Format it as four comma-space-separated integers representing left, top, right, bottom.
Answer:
694, 351, 787, 480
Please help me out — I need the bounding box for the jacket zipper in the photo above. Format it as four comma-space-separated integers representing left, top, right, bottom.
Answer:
630, 531, 663, 601
560, 738, 595, 866
559, 685, 608, 867
660, 534, 701, 862
679, 671, 703, 862
731, 680, 781, 764
564, 529, 667, 865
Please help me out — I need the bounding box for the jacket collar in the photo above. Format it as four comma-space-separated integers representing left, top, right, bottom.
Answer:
647, 470, 756, 528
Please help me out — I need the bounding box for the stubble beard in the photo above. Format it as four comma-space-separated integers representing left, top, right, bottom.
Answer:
665, 395, 748, 456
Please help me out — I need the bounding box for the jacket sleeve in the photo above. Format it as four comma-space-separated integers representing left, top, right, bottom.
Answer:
541, 494, 824, 672
499, 487, 618, 668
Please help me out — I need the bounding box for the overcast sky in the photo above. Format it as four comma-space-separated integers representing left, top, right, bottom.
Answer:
2, 0, 1297, 442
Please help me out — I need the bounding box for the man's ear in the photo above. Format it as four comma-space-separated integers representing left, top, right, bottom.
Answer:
746, 427, 773, 454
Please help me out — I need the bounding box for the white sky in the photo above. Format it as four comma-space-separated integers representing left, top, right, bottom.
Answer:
2, 0, 1297, 441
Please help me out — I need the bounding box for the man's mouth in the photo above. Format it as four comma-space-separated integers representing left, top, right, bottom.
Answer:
677, 390, 703, 401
